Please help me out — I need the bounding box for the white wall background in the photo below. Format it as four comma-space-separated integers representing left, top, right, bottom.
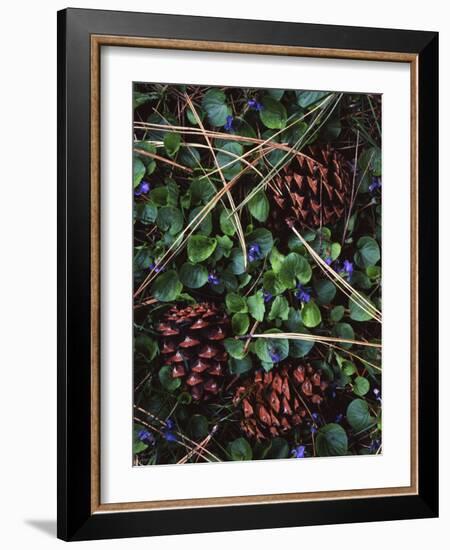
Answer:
0, 1, 446, 548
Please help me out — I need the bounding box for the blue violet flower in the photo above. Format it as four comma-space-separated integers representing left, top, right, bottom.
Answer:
369, 176, 382, 194
269, 349, 281, 363
137, 429, 155, 445
134, 181, 151, 196
247, 243, 262, 262
295, 283, 311, 303
291, 445, 306, 458
224, 115, 234, 132
247, 99, 263, 111
208, 273, 221, 286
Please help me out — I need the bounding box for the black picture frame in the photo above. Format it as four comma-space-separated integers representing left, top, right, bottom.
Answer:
57, 7, 439, 541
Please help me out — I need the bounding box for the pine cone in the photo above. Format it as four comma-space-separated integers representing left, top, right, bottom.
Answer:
268, 145, 352, 230
156, 303, 230, 401
233, 363, 328, 440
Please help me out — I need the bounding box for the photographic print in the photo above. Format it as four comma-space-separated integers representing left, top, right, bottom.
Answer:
132, 83, 382, 466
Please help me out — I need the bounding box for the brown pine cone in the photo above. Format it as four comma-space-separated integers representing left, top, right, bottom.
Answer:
156, 302, 230, 401
268, 145, 352, 231
233, 363, 328, 440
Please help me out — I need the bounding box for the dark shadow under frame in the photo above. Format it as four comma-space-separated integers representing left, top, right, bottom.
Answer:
57, 8, 438, 541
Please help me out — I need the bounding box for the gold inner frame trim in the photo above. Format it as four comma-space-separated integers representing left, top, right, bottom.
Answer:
90, 35, 419, 514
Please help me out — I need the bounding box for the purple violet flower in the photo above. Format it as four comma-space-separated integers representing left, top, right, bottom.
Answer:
134, 181, 151, 196
247, 99, 263, 111
269, 349, 281, 363
291, 445, 306, 458
295, 283, 311, 303
149, 262, 164, 273
340, 260, 353, 281
369, 176, 382, 194
224, 115, 234, 132
263, 290, 273, 303
247, 243, 262, 262
324, 256, 332, 266
208, 273, 221, 286
335, 413, 344, 423
163, 431, 177, 443
163, 418, 177, 442
137, 429, 155, 445
165, 418, 175, 430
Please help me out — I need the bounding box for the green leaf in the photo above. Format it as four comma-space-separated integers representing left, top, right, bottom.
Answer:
186, 107, 205, 126
135, 202, 157, 225
265, 89, 285, 101
133, 158, 146, 188
269, 248, 285, 273
225, 292, 248, 314
248, 191, 269, 222
259, 96, 287, 129
366, 265, 381, 280
179, 263, 208, 289
278, 252, 312, 288
330, 305, 345, 323
135, 140, 157, 162
301, 300, 322, 328
156, 206, 183, 235
189, 178, 216, 205
220, 208, 236, 236
247, 228, 274, 257
358, 146, 382, 177
232, 313, 250, 335
296, 90, 330, 108
330, 242, 341, 261
346, 399, 376, 432
149, 186, 168, 206
342, 361, 357, 376
289, 329, 315, 358
332, 322, 355, 349
159, 365, 181, 392
133, 423, 150, 454
216, 235, 233, 255
202, 89, 231, 127
265, 437, 289, 459
134, 334, 159, 361
263, 271, 287, 296
254, 331, 289, 364
354, 236, 380, 268
187, 207, 212, 236
221, 270, 238, 290
353, 376, 370, 396
229, 249, 246, 275
151, 271, 182, 302
216, 142, 244, 180
323, 117, 341, 140
187, 235, 217, 263
224, 338, 246, 359
228, 355, 253, 375
247, 291, 265, 322
268, 296, 289, 321
188, 415, 209, 440
285, 308, 303, 332
349, 294, 374, 322
228, 437, 252, 461
314, 279, 336, 305
179, 146, 201, 168
133, 90, 158, 108
316, 423, 348, 456
163, 132, 181, 157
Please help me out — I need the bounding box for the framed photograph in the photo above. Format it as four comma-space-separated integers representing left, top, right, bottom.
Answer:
57, 8, 439, 541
